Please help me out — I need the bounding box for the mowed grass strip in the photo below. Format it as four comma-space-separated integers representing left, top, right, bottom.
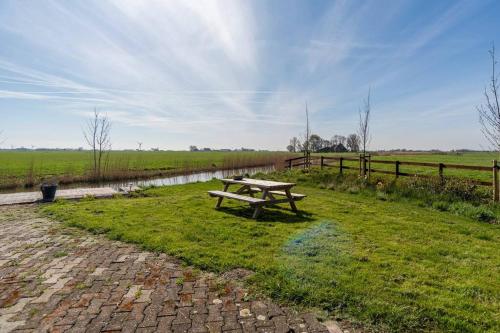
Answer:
41, 180, 500, 332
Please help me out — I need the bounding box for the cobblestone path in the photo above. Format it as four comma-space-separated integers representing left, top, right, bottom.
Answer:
0, 205, 334, 333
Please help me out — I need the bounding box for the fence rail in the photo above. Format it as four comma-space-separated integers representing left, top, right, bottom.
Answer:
284, 155, 500, 201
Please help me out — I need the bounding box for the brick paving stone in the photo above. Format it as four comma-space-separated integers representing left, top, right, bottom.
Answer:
138, 303, 160, 328
157, 315, 175, 331
222, 311, 240, 331
0, 205, 332, 333
206, 321, 223, 333
172, 322, 191, 333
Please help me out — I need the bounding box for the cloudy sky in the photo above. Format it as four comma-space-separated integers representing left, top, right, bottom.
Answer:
0, 0, 498, 150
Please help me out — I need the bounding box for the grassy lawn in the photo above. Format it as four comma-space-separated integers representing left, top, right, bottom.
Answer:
41, 178, 499, 332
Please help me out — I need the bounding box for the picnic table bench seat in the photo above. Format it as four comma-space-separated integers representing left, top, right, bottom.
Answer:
208, 190, 266, 205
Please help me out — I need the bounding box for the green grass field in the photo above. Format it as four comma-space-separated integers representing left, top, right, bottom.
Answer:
0, 150, 496, 189
317, 151, 498, 166
315, 151, 497, 183
41, 177, 500, 332
0, 150, 287, 188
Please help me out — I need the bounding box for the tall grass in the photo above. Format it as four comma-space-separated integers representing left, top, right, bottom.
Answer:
24, 159, 35, 188
0, 152, 290, 190
221, 153, 291, 170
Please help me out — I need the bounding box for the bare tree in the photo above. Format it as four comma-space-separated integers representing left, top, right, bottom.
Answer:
358, 89, 371, 156
331, 134, 346, 147
346, 133, 361, 152
303, 103, 311, 167
83, 109, 111, 180
289, 137, 300, 152
137, 142, 143, 151
478, 43, 500, 153
308, 134, 322, 152
320, 138, 330, 150
296, 139, 302, 152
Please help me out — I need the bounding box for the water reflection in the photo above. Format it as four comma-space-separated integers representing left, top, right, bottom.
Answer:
103, 165, 275, 190
3, 165, 276, 194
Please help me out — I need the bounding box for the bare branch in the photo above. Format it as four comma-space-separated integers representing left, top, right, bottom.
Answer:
304, 103, 311, 168
346, 133, 361, 152
358, 89, 372, 156
82, 108, 111, 180
478, 42, 500, 153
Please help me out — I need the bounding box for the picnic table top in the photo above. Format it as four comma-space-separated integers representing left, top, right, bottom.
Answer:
221, 178, 296, 189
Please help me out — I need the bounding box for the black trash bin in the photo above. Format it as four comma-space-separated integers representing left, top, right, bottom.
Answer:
40, 183, 58, 202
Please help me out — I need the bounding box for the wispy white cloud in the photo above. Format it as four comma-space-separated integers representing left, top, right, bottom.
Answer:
0, 0, 495, 149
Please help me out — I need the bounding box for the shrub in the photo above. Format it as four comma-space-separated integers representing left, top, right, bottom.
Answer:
448, 202, 496, 223
432, 201, 450, 212
442, 178, 481, 201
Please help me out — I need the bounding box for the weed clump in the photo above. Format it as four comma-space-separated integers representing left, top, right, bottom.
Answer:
448, 202, 496, 223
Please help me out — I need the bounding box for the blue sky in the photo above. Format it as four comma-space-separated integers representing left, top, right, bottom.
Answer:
0, 0, 498, 150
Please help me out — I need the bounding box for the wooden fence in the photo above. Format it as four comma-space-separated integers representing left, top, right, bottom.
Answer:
284, 155, 500, 202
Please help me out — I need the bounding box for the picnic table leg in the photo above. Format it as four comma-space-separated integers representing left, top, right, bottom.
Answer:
236, 185, 249, 194
216, 183, 230, 208
252, 189, 268, 219
285, 188, 298, 212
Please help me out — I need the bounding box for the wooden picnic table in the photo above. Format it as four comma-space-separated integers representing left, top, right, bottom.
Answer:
208, 178, 305, 218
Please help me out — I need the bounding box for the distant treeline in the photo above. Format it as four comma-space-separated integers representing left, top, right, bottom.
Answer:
287, 134, 361, 153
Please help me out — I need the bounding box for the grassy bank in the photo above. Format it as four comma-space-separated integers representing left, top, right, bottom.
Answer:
0, 150, 288, 189
41, 177, 499, 332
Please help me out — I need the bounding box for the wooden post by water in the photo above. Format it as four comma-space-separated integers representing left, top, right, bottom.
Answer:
339, 157, 343, 174
395, 161, 400, 178
493, 160, 499, 202
438, 163, 444, 183
320, 156, 324, 169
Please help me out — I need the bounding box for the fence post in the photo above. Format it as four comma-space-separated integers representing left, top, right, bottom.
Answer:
493, 160, 499, 202
361, 154, 367, 177
359, 154, 363, 176
438, 163, 444, 183
320, 156, 324, 169
367, 154, 371, 180
339, 157, 343, 174
288, 159, 292, 170
395, 161, 400, 178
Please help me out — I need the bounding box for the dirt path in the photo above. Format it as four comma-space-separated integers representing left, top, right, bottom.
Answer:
0, 205, 338, 333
